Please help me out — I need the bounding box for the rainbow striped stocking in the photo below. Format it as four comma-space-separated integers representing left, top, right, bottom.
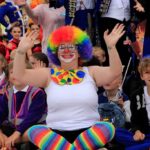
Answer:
73, 122, 115, 150
27, 125, 76, 150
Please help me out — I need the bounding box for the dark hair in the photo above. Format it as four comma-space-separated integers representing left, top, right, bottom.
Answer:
10, 25, 21, 33
31, 52, 49, 67
29, 23, 40, 29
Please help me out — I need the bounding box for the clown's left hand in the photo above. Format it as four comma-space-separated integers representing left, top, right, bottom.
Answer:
104, 24, 125, 50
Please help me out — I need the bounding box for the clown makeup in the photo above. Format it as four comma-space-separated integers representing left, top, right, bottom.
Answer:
58, 44, 77, 52
58, 44, 78, 63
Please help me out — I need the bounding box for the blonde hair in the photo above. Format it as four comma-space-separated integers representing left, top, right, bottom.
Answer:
138, 58, 150, 76
93, 46, 105, 55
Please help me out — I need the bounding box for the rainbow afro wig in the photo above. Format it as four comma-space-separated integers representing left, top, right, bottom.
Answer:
47, 26, 93, 65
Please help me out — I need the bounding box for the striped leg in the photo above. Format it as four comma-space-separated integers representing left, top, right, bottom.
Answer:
27, 125, 76, 150
73, 122, 115, 150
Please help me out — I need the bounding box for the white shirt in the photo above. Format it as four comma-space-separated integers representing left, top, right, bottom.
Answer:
144, 86, 150, 125
13, 85, 29, 93
102, 0, 131, 21
45, 67, 99, 131
6, 0, 13, 3
76, 0, 95, 11
0, 72, 5, 82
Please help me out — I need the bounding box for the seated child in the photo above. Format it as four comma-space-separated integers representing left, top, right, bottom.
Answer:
115, 57, 150, 150
29, 52, 49, 69
0, 62, 47, 150
93, 46, 106, 66
0, 54, 8, 95
98, 75, 131, 127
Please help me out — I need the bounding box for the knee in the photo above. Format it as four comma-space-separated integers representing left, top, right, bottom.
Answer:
94, 121, 115, 142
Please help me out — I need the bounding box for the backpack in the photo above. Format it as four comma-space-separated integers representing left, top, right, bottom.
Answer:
98, 102, 125, 128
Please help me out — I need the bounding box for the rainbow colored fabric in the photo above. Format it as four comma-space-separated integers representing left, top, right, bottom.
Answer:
47, 26, 93, 65
28, 125, 75, 150
27, 122, 115, 150
51, 68, 85, 85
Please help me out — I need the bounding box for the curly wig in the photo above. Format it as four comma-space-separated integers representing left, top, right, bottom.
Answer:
47, 26, 93, 65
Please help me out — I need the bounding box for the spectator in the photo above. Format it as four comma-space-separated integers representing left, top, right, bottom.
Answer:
0, 54, 8, 95
93, 46, 106, 66
0, 62, 47, 150
15, 0, 65, 54
115, 57, 150, 150
28, 23, 42, 54
7, 25, 21, 53
29, 52, 49, 68
99, 75, 131, 126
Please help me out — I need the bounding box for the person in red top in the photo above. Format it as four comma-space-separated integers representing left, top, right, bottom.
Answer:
7, 25, 21, 52
6, 25, 21, 61
29, 23, 42, 54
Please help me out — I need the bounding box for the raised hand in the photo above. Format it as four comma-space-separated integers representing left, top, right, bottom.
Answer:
104, 24, 125, 50
134, 0, 145, 12
13, 0, 26, 6
17, 31, 39, 53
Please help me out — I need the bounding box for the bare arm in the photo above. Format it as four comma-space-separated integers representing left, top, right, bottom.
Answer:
13, 32, 50, 88
14, 0, 38, 23
90, 24, 124, 86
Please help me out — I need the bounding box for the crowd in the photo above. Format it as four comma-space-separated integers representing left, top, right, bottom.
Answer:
0, 0, 150, 150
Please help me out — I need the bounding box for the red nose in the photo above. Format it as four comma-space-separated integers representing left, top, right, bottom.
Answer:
64, 49, 70, 53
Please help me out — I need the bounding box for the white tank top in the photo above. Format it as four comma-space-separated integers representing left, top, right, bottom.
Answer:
45, 67, 99, 131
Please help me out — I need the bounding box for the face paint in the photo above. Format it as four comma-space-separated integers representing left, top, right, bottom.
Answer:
59, 54, 76, 63
58, 44, 78, 63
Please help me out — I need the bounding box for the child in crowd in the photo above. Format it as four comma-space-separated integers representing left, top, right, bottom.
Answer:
98, 75, 131, 150
115, 57, 150, 150
0, 62, 47, 150
28, 23, 42, 54
0, 54, 8, 95
93, 46, 106, 66
29, 52, 49, 69
98, 75, 131, 126
7, 25, 21, 55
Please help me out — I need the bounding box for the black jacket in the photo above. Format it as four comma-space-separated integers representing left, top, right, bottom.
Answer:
124, 72, 150, 134
130, 85, 149, 134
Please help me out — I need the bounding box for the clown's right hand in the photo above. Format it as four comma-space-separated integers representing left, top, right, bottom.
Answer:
17, 31, 39, 54
13, 0, 26, 6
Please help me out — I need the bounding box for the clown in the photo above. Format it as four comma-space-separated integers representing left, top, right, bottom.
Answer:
13, 24, 124, 150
